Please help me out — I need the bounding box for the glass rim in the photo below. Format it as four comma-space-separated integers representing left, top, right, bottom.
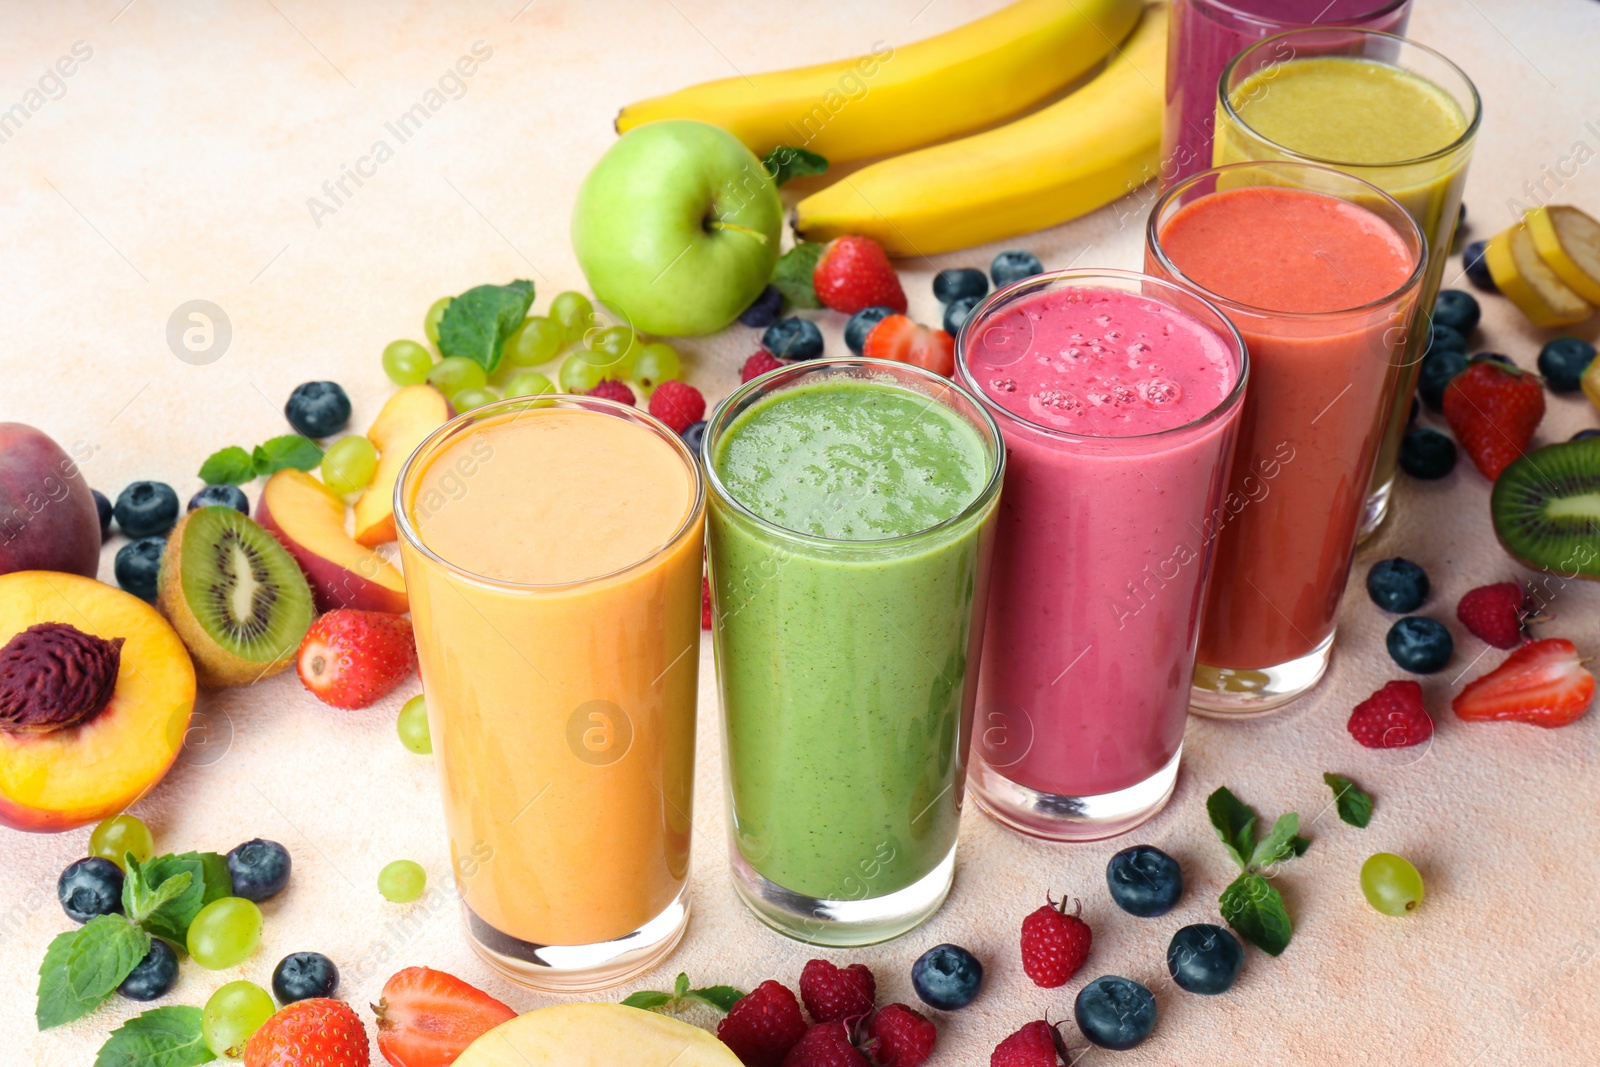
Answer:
1190, 0, 1410, 28
1218, 27, 1482, 170
393, 394, 706, 592
1146, 161, 1428, 321
701, 357, 1005, 550
953, 267, 1251, 445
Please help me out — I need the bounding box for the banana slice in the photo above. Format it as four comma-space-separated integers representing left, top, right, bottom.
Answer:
1526, 205, 1600, 304
1485, 223, 1593, 329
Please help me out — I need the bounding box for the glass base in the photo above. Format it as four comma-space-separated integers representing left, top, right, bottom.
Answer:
1357, 476, 1393, 544
462, 886, 689, 992
729, 842, 954, 947
969, 747, 1181, 842
1190, 630, 1335, 719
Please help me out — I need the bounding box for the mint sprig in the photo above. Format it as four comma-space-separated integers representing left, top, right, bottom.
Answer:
1324, 772, 1374, 828
198, 435, 323, 485
622, 972, 746, 1015
771, 242, 824, 310
762, 145, 828, 186
124, 852, 231, 943
437, 280, 535, 374
1206, 787, 1306, 957
94, 1005, 215, 1066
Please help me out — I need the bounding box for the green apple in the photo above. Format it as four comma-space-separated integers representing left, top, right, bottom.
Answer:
572, 120, 782, 337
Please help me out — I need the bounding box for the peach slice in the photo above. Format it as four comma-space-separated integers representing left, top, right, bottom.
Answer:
0, 571, 196, 832
258, 470, 408, 614
354, 385, 451, 546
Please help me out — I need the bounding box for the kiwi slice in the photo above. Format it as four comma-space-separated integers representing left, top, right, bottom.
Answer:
157, 506, 314, 686
1491, 438, 1600, 579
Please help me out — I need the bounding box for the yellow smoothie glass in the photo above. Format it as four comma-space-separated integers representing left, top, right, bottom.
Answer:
395, 397, 705, 991
1214, 30, 1480, 540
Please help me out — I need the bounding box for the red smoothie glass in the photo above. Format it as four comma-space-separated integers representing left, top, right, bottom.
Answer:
957, 269, 1247, 841
1146, 162, 1425, 717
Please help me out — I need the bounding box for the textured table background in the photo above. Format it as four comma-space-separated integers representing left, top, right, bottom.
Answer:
2, 1, 1598, 1063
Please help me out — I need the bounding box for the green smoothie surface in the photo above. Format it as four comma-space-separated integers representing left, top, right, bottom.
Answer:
714, 379, 989, 540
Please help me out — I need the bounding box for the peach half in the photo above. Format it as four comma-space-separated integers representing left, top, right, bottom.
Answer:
0, 571, 196, 832
354, 384, 451, 546
257, 469, 408, 614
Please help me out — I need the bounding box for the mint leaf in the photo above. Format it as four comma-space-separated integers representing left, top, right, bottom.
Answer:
763, 145, 828, 186
621, 990, 674, 1010
252, 435, 323, 477
1250, 812, 1301, 869
771, 242, 824, 310
37, 929, 103, 1029
95, 1005, 215, 1067
122, 856, 192, 926
1219, 872, 1292, 956
1206, 787, 1258, 871
198, 446, 255, 486
686, 985, 746, 1013
1290, 835, 1313, 856
438, 280, 535, 374
137, 852, 228, 944
67, 915, 150, 1003
1324, 772, 1373, 828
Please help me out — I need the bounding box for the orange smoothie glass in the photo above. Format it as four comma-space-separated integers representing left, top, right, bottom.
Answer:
394, 397, 705, 990
1147, 162, 1425, 716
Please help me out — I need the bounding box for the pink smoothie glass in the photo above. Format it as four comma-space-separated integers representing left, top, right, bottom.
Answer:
957, 270, 1247, 841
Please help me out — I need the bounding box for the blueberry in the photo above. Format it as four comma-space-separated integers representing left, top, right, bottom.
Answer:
1105, 844, 1183, 917
1166, 924, 1243, 995
1538, 336, 1597, 393
114, 537, 166, 601
272, 951, 340, 1004
58, 857, 124, 924
1417, 348, 1469, 410
681, 420, 707, 455
113, 481, 179, 538
1386, 616, 1453, 674
1427, 322, 1466, 357
910, 943, 983, 1011
1572, 429, 1600, 442
1366, 558, 1429, 612
227, 839, 291, 902
285, 381, 352, 438
1432, 289, 1480, 336
119, 938, 178, 1001
844, 306, 894, 356
1463, 239, 1496, 292
990, 249, 1043, 288
932, 268, 988, 305
1074, 975, 1156, 1051
944, 295, 982, 337
188, 484, 249, 514
738, 285, 784, 328
1399, 428, 1457, 480
92, 489, 112, 541
762, 317, 824, 360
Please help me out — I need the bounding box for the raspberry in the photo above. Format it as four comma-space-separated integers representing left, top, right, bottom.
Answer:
1456, 582, 1528, 649
719, 980, 808, 1067
780, 1022, 867, 1067
990, 1020, 1066, 1067
866, 1004, 936, 1067
742, 351, 784, 382
1347, 680, 1434, 748
587, 379, 635, 406
799, 959, 875, 1024
1019, 895, 1091, 988
648, 380, 706, 433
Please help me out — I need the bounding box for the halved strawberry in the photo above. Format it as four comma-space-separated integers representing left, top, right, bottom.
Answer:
296, 609, 416, 709
862, 315, 955, 377
1453, 637, 1594, 728
374, 967, 517, 1067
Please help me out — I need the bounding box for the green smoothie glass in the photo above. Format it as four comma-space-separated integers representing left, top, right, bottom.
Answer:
1214, 29, 1480, 541
704, 359, 1003, 946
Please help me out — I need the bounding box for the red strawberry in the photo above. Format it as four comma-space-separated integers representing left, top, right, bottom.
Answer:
1456, 582, 1531, 649
862, 316, 955, 377
743, 351, 785, 382
799, 959, 875, 1024
245, 998, 369, 1067
649, 380, 706, 433
297, 609, 416, 709
866, 1004, 936, 1067
781, 1022, 868, 1067
990, 1020, 1068, 1067
813, 236, 906, 315
1019, 895, 1091, 988
719, 980, 809, 1067
702, 574, 713, 630
1453, 637, 1595, 728
373, 967, 516, 1067
1347, 680, 1434, 748
587, 378, 636, 406
1441, 359, 1545, 479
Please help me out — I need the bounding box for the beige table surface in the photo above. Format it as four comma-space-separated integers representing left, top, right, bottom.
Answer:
3, 1, 1599, 1064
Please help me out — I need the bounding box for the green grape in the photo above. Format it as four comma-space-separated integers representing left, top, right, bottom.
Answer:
505, 316, 564, 368
633, 342, 682, 391
202, 980, 275, 1059
378, 860, 426, 903
1360, 852, 1424, 915
587, 325, 640, 376
425, 296, 452, 346
559, 351, 608, 393
428, 356, 488, 402
320, 435, 379, 495
88, 814, 154, 871
549, 291, 593, 347
382, 339, 434, 386
450, 386, 500, 411
504, 371, 555, 399
397, 695, 432, 754
187, 897, 263, 969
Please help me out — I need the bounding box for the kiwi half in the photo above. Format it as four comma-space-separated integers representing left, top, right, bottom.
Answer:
157, 506, 315, 686
1491, 438, 1600, 579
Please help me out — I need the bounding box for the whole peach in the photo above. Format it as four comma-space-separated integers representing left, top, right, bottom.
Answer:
0, 423, 101, 578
